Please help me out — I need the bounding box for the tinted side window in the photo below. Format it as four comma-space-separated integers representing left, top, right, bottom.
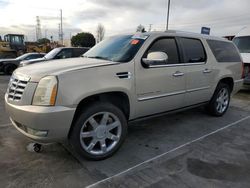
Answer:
24, 55, 34, 60
207, 40, 241, 62
146, 38, 179, 64
180, 38, 206, 63
56, 49, 73, 59
37, 54, 45, 58
73, 48, 89, 57
24, 54, 41, 60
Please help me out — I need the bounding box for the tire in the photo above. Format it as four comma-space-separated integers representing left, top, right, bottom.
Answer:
207, 83, 231, 117
4, 64, 17, 75
69, 102, 128, 160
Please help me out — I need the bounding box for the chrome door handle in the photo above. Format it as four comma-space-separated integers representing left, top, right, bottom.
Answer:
173, 71, 184, 77
203, 69, 212, 74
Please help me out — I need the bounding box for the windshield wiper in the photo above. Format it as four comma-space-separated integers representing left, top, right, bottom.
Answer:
86, 56, 111, 61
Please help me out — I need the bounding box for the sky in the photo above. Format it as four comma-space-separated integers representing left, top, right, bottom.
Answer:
0, 0, 250, 41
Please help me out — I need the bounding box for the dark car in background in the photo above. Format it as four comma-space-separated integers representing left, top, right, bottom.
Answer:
20, 47, 90, 67
0, 53, 45, 75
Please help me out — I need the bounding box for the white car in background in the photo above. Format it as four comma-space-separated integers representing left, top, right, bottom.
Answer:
233, 27, 250, 87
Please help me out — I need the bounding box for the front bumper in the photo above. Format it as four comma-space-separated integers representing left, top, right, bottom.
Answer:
5, 94, 76, 143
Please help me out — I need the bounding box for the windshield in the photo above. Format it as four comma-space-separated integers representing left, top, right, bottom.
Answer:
45, 48, 61, 59
84, 34, 147, 62
233, 36, 250, 53
16, 54, 29, 60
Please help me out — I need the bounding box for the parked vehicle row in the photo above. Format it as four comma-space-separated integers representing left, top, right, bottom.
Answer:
0, 53, 45, 75
20, 47, 89, 67
5, 31, 243, 160
233, 26, 250, 88
0, 47, 90, 75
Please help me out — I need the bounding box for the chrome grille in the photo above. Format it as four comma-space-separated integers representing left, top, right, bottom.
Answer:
8, 74, 30, 101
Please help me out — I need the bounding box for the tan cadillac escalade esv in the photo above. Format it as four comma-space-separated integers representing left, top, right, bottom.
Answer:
5, 31, 243, 160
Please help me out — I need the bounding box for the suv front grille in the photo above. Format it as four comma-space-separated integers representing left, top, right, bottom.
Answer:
8, 75, 29, 101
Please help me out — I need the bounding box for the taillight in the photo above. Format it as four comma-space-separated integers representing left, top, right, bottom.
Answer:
242, 62, 245, 79
242, 63, 250, 79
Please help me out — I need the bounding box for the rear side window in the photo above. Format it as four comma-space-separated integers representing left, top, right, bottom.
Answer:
233, 36, 250, 53
73, 48, 89, 57
146, 38, 180, 64
180, 38, 206, 63
207, 40, 241, 62
56, 49, 73, 59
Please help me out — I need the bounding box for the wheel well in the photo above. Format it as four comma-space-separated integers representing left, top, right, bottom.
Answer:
68, 92, 130, 137
219, 77, 234, 92
4, 63, 17, 69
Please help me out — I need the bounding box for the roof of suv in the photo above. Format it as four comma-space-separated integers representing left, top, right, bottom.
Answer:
136, 30, 229, 42
56, 47, 90, 50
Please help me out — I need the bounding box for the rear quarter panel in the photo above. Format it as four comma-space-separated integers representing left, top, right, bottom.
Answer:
204, 40, 243, 94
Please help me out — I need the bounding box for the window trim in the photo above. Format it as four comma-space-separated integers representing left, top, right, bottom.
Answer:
177, 37, 207, 65
141, 37, 182, 68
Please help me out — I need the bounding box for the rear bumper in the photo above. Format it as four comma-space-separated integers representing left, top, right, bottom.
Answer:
243, 76, 250, 85
5, 94, 76, 143
233, 79, 244, 94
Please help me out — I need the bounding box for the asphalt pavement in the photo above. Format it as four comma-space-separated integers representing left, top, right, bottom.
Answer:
0, 74, 250, 188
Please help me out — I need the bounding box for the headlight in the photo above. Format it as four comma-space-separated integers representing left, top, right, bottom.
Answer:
32, 76, 58, 106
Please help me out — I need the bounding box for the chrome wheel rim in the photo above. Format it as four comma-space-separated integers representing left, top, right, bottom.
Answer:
216, 88, 229, 114
80, 112, 122, 155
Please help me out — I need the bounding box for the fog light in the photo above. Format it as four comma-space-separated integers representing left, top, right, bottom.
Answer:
26, 127, 48, 137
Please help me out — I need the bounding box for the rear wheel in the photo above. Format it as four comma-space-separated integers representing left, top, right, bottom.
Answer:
4, 64, 17, 75
207, 83, 231, 116
69, 102, 127, 160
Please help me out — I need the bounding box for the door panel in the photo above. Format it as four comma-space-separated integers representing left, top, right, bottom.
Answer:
178, 37, 213, 106
135, 66, 186, 117
185, 64, 213, 105
134, 37, 186, 118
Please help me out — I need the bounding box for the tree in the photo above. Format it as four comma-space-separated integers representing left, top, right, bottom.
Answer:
96, 23, 105, 43
136, 24, 146, 33
71, 32, 96, 47
37, 38, 50, 44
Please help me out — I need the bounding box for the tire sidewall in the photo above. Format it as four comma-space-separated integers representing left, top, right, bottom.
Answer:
209, 83, 231, 116
4, 64, 16, 75
69, 102, 127, 160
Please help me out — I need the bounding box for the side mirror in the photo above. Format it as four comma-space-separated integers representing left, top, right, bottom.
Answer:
142, 52, 168, 67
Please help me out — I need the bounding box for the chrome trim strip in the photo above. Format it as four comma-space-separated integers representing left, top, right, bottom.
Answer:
186, 86, 210, 93
116, 72, 132, 79
138, 86, 210, 101
234, 79, 244, 83
148, 62, 205, 68
138, 90, 186, 101
12, 73, 31, 82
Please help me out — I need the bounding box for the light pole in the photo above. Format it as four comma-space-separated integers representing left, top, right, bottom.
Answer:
166, 0, 171, 30
60, 9, 63, 45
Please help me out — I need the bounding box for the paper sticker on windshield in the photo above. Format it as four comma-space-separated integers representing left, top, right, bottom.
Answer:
131, 39, 140, 45
132, 34, 149, 40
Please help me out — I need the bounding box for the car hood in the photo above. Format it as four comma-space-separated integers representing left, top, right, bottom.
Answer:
0, 58, 16, 63
15, 57, 116, 82
21, 57, 47, 65
241, 53, 250, 64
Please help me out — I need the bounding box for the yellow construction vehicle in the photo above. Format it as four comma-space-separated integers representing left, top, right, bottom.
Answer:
0, 34, 26, 58
0, 34, 58, 59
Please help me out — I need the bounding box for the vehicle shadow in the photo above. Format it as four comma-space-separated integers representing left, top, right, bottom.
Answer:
64, 105, 249, 178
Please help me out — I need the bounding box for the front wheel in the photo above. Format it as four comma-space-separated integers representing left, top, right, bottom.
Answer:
69, 102, 127, 160
4, 64, 17, 75
207, 83, 231, 116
